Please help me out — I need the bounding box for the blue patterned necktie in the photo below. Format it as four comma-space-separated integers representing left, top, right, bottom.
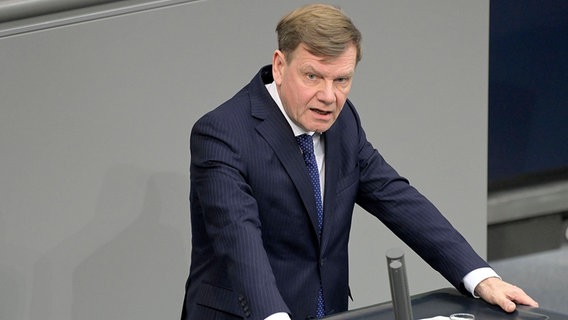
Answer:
296, 134, 324, 233
296, 134, 326, 318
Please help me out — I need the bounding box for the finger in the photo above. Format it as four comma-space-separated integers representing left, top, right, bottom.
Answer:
510, 290, 539, 308
500, 299, 517, 313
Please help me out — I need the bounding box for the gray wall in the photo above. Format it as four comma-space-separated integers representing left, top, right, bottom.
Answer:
0, 1, 489, 319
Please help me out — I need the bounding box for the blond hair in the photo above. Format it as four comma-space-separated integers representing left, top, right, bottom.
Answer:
276, 4, 362, 64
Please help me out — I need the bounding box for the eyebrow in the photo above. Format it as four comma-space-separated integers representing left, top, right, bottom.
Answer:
300, 64, 354, 79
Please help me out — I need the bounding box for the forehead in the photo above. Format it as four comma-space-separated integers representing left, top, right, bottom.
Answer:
290, 44, 357, 76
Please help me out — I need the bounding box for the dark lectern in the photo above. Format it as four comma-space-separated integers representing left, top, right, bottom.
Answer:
322, 288, 567, 320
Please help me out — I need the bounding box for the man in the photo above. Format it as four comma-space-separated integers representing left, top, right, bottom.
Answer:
181, 4, 538, 320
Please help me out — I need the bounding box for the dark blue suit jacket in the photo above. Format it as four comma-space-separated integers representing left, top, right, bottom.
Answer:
181, 65, 489, 320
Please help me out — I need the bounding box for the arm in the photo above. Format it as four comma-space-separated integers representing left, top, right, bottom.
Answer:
190, 114, 289, 318
353, 137, 489, 290
340, 102, 538, 315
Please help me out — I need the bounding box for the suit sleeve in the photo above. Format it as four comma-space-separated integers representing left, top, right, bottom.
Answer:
346, 103, 489, 293
190, 113, 290, 318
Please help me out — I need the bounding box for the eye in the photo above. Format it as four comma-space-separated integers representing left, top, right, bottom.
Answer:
306, 73, 317, 80
336, 77, 350, 83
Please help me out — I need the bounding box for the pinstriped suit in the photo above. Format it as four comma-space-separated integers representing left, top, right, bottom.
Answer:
181, 65, 489, 320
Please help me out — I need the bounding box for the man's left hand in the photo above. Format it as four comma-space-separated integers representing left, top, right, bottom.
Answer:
475, 277, 539, 313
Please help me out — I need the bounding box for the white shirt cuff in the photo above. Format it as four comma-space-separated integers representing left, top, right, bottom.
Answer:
462, 267, 501, 298
265, 312, 291, 320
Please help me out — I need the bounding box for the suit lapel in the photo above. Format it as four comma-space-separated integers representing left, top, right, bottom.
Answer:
320, 122, 341, 249
250, 67, 322, 239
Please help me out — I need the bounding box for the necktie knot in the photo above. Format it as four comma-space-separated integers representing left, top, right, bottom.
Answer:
296, 134, 314, 155
296, 134, 318, 176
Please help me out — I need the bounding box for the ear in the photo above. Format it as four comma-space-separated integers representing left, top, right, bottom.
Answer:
272, 50, 286, 86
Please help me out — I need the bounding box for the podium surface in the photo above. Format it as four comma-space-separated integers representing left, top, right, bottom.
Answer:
323, 288, 566, 320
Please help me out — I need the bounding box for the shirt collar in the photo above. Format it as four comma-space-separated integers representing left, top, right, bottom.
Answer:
265, 81, 315, 137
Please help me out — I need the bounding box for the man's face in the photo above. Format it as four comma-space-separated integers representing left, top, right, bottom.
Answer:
272, 43, 357, 133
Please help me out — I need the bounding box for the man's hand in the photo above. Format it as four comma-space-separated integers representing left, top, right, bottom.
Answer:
475, 277, 539, 313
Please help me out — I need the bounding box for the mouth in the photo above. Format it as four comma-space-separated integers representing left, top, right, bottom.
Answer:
310, 107, 332, 116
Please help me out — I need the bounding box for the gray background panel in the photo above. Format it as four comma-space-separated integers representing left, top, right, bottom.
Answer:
0, 1, 489, 319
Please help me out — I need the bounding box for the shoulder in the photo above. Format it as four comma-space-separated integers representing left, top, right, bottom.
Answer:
193, 66, 272, 132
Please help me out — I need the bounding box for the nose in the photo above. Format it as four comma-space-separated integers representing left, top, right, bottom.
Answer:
317, 80, 336, 105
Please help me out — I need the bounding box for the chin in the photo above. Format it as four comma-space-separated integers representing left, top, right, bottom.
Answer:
303, 120, 334, 133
